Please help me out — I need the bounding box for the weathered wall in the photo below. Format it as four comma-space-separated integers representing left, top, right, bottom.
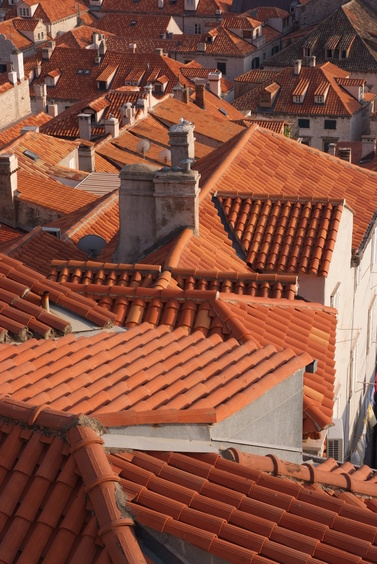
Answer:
0, 79, 31, 130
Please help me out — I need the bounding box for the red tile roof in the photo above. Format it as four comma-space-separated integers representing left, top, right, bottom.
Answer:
0, 227, 87, 277
100, 0, 231, 17
113, 449, 377, 563
234, 62, 363, 117
0, 225, 24, 246
0, 321, 312, 425
0, 253, 116, 341
194, 124, 377, 253
33, 0, 88, 23
217, 194, 343, 276
93, 13, 175, 38
0, 396, 145, 563
0, 112, 51, 150
0, 18, 33, 50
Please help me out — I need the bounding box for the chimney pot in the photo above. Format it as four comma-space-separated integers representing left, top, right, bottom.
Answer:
309, 55, 316, 67
294, 59, 302, 75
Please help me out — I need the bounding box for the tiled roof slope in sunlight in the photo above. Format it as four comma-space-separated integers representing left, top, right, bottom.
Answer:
0, 396, 145, 563
115, 449, 377, 563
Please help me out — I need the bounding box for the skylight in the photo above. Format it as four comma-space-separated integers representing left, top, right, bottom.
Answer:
77, 69, 83, 74
23, 150, 39, 161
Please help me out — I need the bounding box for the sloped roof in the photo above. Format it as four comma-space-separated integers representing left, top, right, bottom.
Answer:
175, 26, 257, 57
0, 321, 312, 425
0, 396, 145, 563
264, 0, 377, 72
194, 125, 377, 254
99, 0, 231, 17
233, 62, 363, 117
0, 112, 51, 150
92, 13, 175, 38
54, 25, 115, 49
0, 253, 116, 341
0, 18, 33, 50
33, 0, 88, 23
0, 227, 87, 277
116, 449, 377, 563
217, 194, 343, 277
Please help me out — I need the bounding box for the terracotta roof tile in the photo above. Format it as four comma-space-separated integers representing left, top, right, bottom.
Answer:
0, 113, 51, 150
0, 253, 116, 341
100, 0, 231, 17
0, 396, 145, 563
194, 124, 377, 253
217, 194, 343, 276
111, 448, 377, 563
0, 320, 311, 424
0, 18, 33, 51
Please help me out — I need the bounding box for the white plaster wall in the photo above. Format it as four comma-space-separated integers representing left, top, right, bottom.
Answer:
48, 15, 81, 39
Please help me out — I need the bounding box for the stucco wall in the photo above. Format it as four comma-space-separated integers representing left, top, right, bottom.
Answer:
0, 79, 31, 130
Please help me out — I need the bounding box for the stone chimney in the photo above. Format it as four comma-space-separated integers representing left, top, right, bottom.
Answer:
338, 147, 352, 162
34, 83, 47, 113
183, 86, 190, 104
114, 121, 200, 263
208, 70, 222, 97
173, 81, 184, 102
47, 104, 58, 117
136, 97, 148, 117
42, 41, 55, 61
169, 120, 195, 168
104, 115, 119, 138
114, 163, 160, 263
10, 50, 24, 81
361, 135, 376, 159
120, 102, 136, 126
328, 143, 336, 156
78, 113, 91, 141
144, 84, 153, 109
92, 31, 101, 49
78, 143, 95, 172
195, 83, 206, 110
294, 59, 302, 75
129, 43, 136, 53
0, 154, 18, 227
94, 48, 101, 65
99, 38, 107, 56
309, 55, 316, 68
8, 65, 17, 85
35, 60, 42, 78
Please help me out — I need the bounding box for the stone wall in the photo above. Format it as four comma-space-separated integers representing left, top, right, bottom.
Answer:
0, 79, 31, 130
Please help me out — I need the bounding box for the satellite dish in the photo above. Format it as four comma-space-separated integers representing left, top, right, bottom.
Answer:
158, 148, 171, 165
77, 234, 107, 258
136, 138, 151, 158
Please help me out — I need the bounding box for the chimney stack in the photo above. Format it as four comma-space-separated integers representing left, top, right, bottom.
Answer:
78, 143, 95, 172
0, 154, 18, 227
338, 147, 352, 162
78, 113, 92, 141
173, 81, 184, 102
169, 120, 195, 168
104, 115, 119, 138
361, 135, 376, 159
309, 55, 316, 67
328, 143, 336, 156
144, 83, 153, 109
42, 41, 55, 61
294, 59, 302, 75
114, 121, 200, 263
195, 83, 206, 110
10, 50, 24, 81
34, 83, 47, 113
208, 70, 222, 97
120, 102, 136, 126
129, 43, 137, 53
8, 64, 17, 86
183, 86, 190, 104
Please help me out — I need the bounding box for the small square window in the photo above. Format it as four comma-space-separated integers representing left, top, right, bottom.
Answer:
298, 118, 310, 128
324, 119, 336, 130
216, 62, 226, 75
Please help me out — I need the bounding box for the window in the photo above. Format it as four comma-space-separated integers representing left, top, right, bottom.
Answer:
304, 47, 311, 57
194, 24, 201, 34
216, 62, 226, 75
298, 118, 310, 128
38, 33, 40, 40
324, 119, 336, 130
41, 32, 44, 38
243, 30, 252, 39
251, 57, 260, 69
271, 45, 279, 55
340, 50, 347, 59
326, 49, 333, 58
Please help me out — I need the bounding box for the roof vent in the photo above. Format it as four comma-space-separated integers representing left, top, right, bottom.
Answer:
338, 147, 351, 162
23, 150, 39, 161
218, 107, 227, 116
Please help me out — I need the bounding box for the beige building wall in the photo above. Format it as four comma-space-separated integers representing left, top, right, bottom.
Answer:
0, 79, 31, 130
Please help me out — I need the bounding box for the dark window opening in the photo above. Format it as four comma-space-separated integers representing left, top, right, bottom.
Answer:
298, 118, 310, 128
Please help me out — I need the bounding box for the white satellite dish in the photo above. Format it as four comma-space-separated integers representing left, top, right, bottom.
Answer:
136, 139, 151, 158
77, 234, 107, 258
158, 148, 171, 165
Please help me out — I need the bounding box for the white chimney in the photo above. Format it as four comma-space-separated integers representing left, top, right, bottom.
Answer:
309, 55, 316, 67
35, 61, 42, 78
78, 113, 91, 141
169, 120, 195, 168
10, 50, 24, 81
92, 31, 101, 49
361, 135, 376, 159
136, 97, 148, 117
328, 143, 336, 156
155, 48, 163, 55
208, 70, 222, 97
144, 84, 153, 109
294, 59, 302, 75
0, 154, 18, 227
78, 143, 95, 172
8, 66, 17, 85
120, 103, 135, 126
48, 104, 58, 117
104, 115, 119, 138
34, 83, 47, 113
129, 43, 137, 53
